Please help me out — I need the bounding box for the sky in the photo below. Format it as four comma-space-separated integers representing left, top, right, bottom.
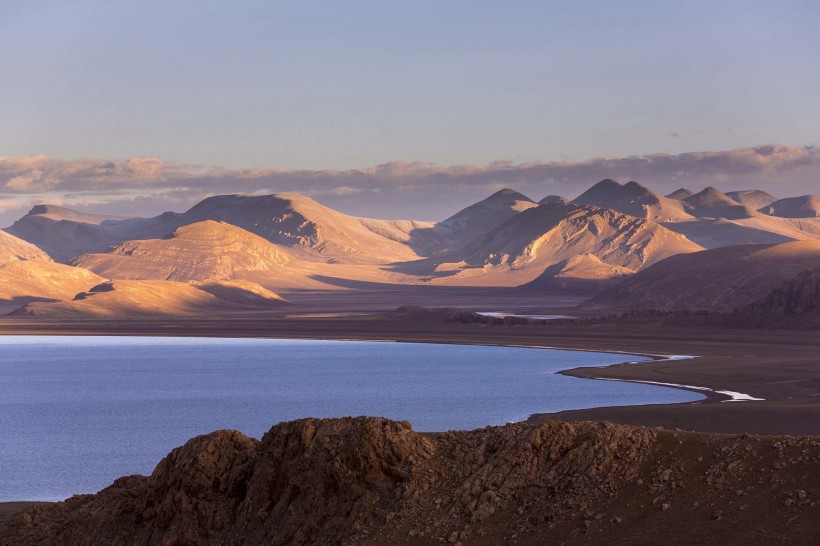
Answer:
1, 1, 819, 223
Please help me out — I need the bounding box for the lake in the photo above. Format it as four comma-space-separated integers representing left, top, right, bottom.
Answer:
0, 336, 702, 501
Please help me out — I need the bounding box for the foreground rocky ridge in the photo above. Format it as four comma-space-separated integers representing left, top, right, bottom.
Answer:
3, 417, 818, 545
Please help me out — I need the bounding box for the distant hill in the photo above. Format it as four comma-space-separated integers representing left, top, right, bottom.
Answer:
681, 187, 754, 220
424, 189, 538, 253
538, 195, 568, 205
726, 190, 777, 210
759, 195, 820, 218
415, 202, 702, 286
573, 179, 693, 222
666, 188, 694, 200
588, 240, 820, 311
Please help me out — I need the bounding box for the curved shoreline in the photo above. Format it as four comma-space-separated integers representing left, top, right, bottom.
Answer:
1, 316, 818, 437
0, 332, 753, 421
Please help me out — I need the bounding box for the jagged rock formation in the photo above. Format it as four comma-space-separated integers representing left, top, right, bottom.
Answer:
3, 417, 819, 545
0, 230, 51, 265
588, 240, 820, 311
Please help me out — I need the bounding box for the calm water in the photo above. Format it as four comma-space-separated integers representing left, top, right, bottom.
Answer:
0, 336, 702, 501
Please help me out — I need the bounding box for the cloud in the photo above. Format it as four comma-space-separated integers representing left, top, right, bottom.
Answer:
1, 144, 819, 225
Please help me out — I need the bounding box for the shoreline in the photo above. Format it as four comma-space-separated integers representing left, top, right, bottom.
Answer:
1, 330, 746, 403
2, 316, 819, 437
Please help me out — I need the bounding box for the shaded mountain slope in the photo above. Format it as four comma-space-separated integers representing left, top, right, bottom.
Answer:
523, 254, 632, 293
4, 205, 180, 262
733, 267, 820, 328
588, 240, 820, 311
3, 417, 818, 546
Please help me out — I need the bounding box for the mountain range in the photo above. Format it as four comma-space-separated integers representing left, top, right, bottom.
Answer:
1, 179, 818, 317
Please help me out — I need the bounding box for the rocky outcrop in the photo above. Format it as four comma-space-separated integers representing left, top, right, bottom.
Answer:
5, 417, 818, 545
0, 418, 655, 545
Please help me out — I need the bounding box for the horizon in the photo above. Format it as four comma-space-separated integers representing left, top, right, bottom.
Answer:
1, 143, 819, 225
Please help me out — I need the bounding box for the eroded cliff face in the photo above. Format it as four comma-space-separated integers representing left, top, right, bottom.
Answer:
3, 417, 819, 545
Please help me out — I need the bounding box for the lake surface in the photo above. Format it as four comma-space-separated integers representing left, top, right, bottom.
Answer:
0, 336, 702, 501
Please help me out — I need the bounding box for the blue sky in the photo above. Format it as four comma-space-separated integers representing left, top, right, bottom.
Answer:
2, 1, 818, 169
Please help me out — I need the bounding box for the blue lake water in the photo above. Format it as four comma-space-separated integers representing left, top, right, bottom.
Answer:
0, 336, 702, 501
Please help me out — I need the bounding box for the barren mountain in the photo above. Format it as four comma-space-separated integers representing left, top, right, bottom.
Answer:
0, 260, 105, 315
3, 417, 818, 546
177, 193, 429, 264
573, 179, 693, 222
4, 205, 180, 262
14, 280, 268, 317
0, 229, 51, 265
588, 240, 820, 311
420, 189, 538, 253
759, 195, 820, 218
725, 189, 777, 210
416, 202, 702, 286
681, 187, 754, 220
538, 194, 568, 205
72, 221, 295, 282
665, 188, 694, 200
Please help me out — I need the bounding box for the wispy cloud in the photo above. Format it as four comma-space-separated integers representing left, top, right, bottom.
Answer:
1, 144, 818, 225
